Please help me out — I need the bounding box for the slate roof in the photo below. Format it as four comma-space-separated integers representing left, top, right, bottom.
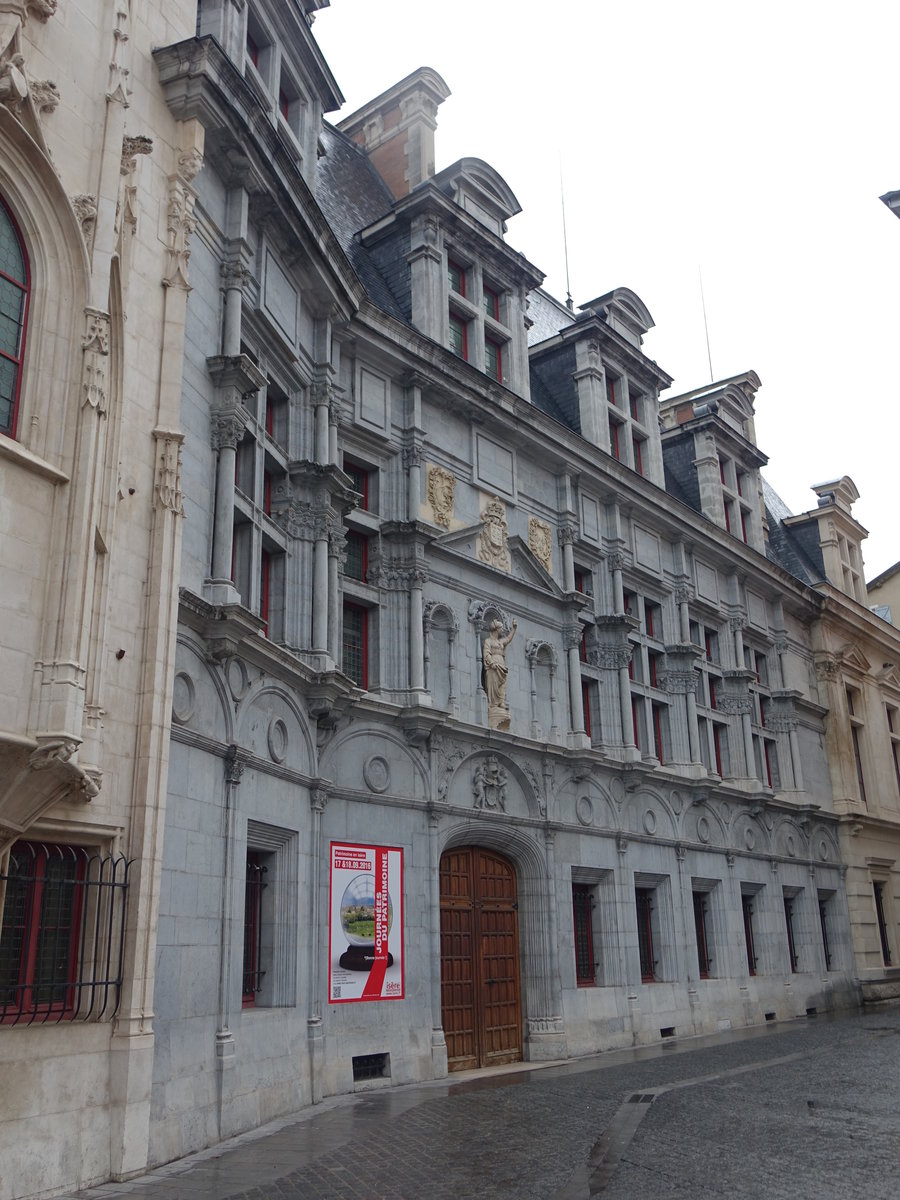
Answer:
761, 478, 825, 586
316, 123, 407, 320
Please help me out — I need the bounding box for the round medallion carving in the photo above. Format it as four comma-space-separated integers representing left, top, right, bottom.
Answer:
719, 802, 731, 824
670, 790, 683, 815
697, 816, 710, 844
576, 794, 594, 826
225, 656, 250, 701
643, 809, 658, 836
267, 718, 288, 764
786, 834, 797, 858
744, 826, 756, 851
172, 671, 195, 724
363, 755, 390, 794
818, 838, 830, 862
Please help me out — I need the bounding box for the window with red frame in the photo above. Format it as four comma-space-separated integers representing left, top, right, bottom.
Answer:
629, 388, 643, 422
246, 30, 260, 67
447, 259, 466, 297
609, 418, 621, 461
582, 682, 593, 740
482, 284, 500, 320
0, 843, 85, 1019
242, 852, 267, 1005
484, 337, 502, 382
632, 435, 644, 476
0, 194, 29, 439
342, 603, 368, 686
572, 885, 595, 985
449, 313, 468, 360
645, 601, 661, 639
651, 702, 667, 762
278, 88, 289, 119
606, 374, 619, 407
344, 460, 371, 510
344, 531, 368, 582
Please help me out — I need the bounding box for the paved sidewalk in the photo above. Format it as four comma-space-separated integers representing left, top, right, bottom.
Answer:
69, 1005, 900, 1200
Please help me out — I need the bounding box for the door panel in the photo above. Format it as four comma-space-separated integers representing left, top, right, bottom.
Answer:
440, 847, 522, 1070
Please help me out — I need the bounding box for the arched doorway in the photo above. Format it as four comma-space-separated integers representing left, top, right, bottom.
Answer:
440, 846, 522, 1070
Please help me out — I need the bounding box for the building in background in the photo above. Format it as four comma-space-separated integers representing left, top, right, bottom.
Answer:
0, 2, 201, 1196
148, 0, 862, 1171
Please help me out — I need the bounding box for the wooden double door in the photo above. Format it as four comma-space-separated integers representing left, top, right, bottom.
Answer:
439, 847, 522, 1071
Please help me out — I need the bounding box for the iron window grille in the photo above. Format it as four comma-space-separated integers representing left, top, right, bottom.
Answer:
342, 602, 368, 687
0, 842, 129, 1026
693, 892, 712, 978
635, 888, 656, 982
818, 896, 832, 971
873, 882, 892, 966
242, 853, 267, 1004
741, 893, 758, 975
783, 896, 799, 973
572, 884, 595, 986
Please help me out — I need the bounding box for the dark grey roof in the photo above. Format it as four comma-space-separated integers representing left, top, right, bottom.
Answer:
527, 289, 575, 347
316, 124, 407, 320
761, 478, 825, 586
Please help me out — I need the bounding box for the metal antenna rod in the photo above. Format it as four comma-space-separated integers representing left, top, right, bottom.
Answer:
560, 162, 573, 311
699, 266, 714, 383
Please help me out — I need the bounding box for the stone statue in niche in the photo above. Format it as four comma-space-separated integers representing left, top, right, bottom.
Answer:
482, 617, 518, 730
473, 755, 508, 811
426, 464, 455, 528
477, 495, 511, 571
528, 516, 553, 574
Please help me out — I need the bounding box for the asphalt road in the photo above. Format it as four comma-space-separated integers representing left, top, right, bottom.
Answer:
71, 1003, 900, 1200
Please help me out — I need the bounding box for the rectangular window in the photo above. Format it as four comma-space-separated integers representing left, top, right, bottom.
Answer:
606, 374, 619, 407
344, 531, 368, 582
259, 550, 271, 634
783, 896, 799, 973
344, 460, 371, 511
693, 892, 712, 978
609, 418, 621, 461
483, 285, 500, 320
632, 436, 644, 476
572, 884, 595, 986
484, 337, 502, 382
651, 702, 668, 763
0, 842, 129, 1026
447, 259, 466, 297
278, 87, 289, 119
713, 723, 724, 774
851, 726, 868, 807
645, 601, 661, 639
246, 31, 260, 67
741, 893, 757, 975
705, 627, 719, 663
449, 313, 468, 360
242, 852, 267, 1005
582, 682, 594, 741
342, 603, 368, 687
873, 882, 892, 966
648, 650, 661, 688
635, 888, 656, 982
818, 893, 833, 971
629, 388, 643, 423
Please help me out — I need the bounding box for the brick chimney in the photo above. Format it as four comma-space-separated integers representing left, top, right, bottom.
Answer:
337, 67, 450, 199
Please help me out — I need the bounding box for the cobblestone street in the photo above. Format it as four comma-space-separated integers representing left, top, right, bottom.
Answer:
66, 1004, 900, 1200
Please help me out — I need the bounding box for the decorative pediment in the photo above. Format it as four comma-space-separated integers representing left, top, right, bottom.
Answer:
875, 664, 900, 693
838, 643, 871, 675
431, 524, 566, 596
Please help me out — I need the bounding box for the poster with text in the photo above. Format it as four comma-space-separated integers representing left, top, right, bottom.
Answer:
328, 842, 404, 1003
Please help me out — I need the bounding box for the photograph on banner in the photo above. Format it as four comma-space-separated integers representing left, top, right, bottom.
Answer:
328, 841, 404, 1003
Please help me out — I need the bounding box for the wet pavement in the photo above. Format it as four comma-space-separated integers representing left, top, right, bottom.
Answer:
70, 1004, 900, 1200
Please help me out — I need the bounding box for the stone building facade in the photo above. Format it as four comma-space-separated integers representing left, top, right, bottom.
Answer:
0, 3, 200, 1197
147, 0, 859, 1170
2, 5, 899, 1198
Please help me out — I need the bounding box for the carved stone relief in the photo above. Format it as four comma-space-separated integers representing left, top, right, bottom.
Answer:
528, 517, 552, 574
477, 495, 510, 571
473, 755, 507, 811
426, 464, 455, 528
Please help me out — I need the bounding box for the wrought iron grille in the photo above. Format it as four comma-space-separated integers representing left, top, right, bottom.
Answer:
0, 843, 129, 1025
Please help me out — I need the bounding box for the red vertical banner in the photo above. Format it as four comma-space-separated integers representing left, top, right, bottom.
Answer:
328, 842, 403, 1003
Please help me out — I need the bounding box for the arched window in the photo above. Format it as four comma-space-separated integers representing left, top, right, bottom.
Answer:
0, 195, 29, 438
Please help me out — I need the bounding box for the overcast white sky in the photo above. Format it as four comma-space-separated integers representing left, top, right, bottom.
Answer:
315, 1, 900, 579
